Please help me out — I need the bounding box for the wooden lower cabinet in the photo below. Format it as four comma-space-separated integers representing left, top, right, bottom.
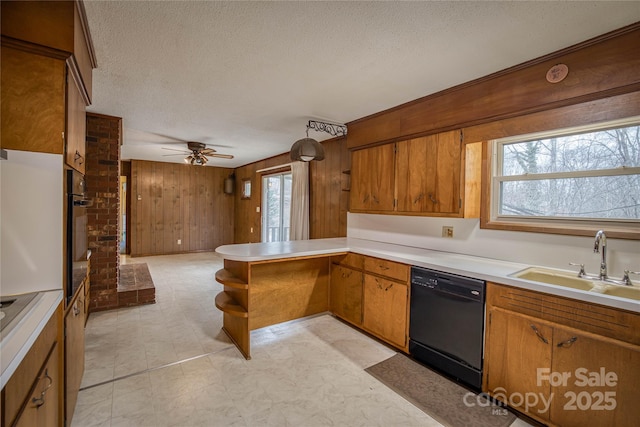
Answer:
362, 274, 408, 349
549, 325, 640, 427
2, 303, 62, 427
485, 308, 552, 421
15, 343, 60, 427
484, 284, 640, 427
65, 283, 85, 426
330, 264, 363, 326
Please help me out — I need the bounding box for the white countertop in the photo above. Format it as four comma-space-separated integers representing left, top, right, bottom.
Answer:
0, 290, 62, 389
216, 237, 640, 313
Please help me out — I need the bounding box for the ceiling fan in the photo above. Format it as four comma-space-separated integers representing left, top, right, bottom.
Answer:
162, 141, 233, 165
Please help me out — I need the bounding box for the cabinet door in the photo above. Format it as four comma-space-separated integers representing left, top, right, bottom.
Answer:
65, 72, 87, 174
330, 264, 363, 326
396, 136, 430, 212
15, 343, 60, 427
349, 144, 395, 212
362, 274, 407, 348
396, 131, 461, 214
550, 326, 640, 427
1, 47, 66, 154
350, 148, 370, 211
65, 287, 85, 425
484, 308, 552, 420
368, 144, 395, 212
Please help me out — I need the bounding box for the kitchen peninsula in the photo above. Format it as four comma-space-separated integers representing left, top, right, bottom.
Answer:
215, 237, 640, 358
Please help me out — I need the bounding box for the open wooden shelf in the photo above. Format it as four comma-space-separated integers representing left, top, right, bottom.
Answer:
215, 291, 248, 318
215, 269, 248, 289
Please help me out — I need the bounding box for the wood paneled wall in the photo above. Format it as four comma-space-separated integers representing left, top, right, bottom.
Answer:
233, 137, 350, 243
347, 23, 640, 149
310, 137, 350, 239
130, 160, 234, 256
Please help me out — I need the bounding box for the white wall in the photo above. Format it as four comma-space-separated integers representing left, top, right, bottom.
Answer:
347, 213, 640, 278
1, 150, 64, 294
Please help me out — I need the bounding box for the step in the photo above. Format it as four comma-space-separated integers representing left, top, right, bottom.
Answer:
215, 291, 248, 318
215, 269, 248, 290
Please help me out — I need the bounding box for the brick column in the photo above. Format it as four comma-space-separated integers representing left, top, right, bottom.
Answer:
85, 113, 121, 312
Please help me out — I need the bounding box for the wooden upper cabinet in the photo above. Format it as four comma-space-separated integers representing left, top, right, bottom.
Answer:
1, 0, 95, 103
349, 130, 479, 217
0, 47, 66, 154
350, 144, 395, 212
66, 72, 87, 173
396, 130, 462, 214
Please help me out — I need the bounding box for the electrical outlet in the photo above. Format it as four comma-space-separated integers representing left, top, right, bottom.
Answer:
442, 226, 454, 238
177, 239, 181, 245
256, 206, 260, 213
250, 227, 254, 233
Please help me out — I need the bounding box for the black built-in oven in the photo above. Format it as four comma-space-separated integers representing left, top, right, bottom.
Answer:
409, 266, 486, 390
66, 170, 90, 304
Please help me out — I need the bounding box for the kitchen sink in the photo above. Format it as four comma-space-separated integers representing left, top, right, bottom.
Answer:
600, 285, 640, 301
511, 267, 595, 291
511, 267, 640, 302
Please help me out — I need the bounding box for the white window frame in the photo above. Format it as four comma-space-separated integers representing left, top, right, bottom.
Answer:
490, 116, 640, 228
261, 170, 292, 243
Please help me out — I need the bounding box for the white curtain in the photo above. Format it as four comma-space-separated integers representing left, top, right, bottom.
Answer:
290, 161, 309, 240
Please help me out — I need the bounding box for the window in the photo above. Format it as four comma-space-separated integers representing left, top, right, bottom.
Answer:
262, 172, 292, 242
488, 117, 640, 235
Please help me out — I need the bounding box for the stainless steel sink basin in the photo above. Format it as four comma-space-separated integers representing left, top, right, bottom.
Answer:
601, 285, 640, 301
511, 267, 595, 291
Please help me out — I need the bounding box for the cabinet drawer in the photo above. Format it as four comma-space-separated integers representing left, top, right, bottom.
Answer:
332, 253, 364, 270
364, 257, 409, 283
487, 282, 640, 345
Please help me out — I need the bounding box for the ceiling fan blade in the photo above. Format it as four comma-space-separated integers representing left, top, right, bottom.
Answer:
208, 153, 234, 159
201, 148, 217, 155
161, 147, 190, 153
162, 153, 188, 156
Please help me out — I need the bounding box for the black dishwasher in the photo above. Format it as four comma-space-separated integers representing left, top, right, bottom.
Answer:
409, 266, 485, 390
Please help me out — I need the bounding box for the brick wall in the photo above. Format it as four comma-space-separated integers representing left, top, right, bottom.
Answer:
85, 113, 121, 312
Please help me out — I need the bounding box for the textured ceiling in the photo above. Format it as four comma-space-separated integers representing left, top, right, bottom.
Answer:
84, 1, 640, 168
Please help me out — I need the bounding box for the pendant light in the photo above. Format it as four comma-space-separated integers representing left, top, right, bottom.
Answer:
290, 120, 347, 162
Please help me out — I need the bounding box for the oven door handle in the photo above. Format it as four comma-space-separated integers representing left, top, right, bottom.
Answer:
73, 199, 93, 207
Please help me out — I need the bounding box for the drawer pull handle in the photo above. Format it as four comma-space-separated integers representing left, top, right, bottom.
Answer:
530, 324, 548, 344
385, 283, 394, 291
32, 369, 53, 408
428, 193, 438, 204
414, 193, 424, 204
557, 337, 578, 348
378, 265, 390, 271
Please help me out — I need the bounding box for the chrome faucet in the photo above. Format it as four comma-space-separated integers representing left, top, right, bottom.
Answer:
593, 230, 607, 280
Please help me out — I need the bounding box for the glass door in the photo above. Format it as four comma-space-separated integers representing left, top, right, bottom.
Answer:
262, 172, 292, 242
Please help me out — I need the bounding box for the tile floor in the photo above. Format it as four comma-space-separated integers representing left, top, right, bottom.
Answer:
73, 252, 533, 427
